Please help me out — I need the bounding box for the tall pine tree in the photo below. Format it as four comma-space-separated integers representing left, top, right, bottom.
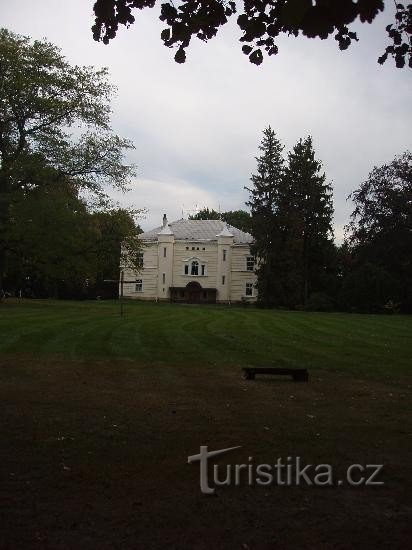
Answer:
282, 136, 334, 306
245, 127, 285, 306
247, 131, 335, 308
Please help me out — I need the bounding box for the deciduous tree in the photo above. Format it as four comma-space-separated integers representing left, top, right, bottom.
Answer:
92, 0, 412, 68
222, 210, 252, 234
189, 207, 221, 220
5, 175, 143, 299
92, 207, 143, 298
0, 29, 137, 293
189, 207, 252, 233
345, 150, 412, 311
5, 179, 99, 298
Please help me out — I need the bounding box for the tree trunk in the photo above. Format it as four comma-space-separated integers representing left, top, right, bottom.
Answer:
0, 168, 12, 298
303, 228, 309, 306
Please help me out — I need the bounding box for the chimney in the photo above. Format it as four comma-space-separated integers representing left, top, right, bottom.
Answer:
162, 213, 168, 228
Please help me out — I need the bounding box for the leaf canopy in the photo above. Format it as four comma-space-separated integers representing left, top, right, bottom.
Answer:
92, 1, 411, 68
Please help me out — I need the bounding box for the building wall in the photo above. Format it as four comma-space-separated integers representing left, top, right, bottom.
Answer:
122, 242, 158, 300
230, 245, 257, 302
122, 239, 257, 302
171, 242, 218, 290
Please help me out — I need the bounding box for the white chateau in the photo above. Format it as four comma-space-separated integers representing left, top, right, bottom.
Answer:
121, 215, 257, 303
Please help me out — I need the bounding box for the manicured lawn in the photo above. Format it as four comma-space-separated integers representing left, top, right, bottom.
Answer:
0, 300, 411, 549
0, 299, 411, 379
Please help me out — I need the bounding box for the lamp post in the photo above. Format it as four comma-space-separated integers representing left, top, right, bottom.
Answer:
104, 270, 136, 316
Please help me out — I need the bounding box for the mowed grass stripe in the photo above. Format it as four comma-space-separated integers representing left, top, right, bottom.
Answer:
0, 300, 411, 379
256, 312, 409, 375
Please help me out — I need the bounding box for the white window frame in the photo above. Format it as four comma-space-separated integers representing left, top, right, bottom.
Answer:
135, 279, 143, 293
246, 255, 255, 272
182, 257, 207, 277
245, 282, 254, 297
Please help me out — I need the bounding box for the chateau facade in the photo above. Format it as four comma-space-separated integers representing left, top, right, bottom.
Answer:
121, 215, 257, 303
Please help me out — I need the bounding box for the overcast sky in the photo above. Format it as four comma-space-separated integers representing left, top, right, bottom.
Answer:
3, 1, 411, 239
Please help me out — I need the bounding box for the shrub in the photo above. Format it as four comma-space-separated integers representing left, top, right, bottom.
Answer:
305, 292, 335, 312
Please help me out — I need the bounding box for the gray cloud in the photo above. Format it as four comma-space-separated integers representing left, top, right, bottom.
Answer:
3, 1, 411, 238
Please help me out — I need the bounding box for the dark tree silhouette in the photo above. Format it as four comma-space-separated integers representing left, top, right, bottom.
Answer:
222, 210, 252, 234
247, 129, 335, 308
246, 126, 285, 307
92, 1, 412, 68
189, 207, 221, 220
6, 175, 142, 299
0, 29, 136, 295
282, 136, 334, 305
345, 151, 412, 311
189, 207, 252, 233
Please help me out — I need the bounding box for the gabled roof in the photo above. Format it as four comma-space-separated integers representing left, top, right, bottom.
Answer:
140, 219, 253, 244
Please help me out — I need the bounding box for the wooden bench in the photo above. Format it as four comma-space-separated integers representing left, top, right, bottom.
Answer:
242, 367, 309, 382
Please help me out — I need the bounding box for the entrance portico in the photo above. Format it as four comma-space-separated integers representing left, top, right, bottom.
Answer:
170, 282, 217, 304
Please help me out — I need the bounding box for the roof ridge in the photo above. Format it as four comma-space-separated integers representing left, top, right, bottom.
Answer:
139, 218, 253, 244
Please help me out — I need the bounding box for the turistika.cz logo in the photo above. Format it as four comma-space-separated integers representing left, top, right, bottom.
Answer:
187, 446, 384, 494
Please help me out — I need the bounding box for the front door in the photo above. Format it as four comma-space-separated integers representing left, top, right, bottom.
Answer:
186, 282, 201, 303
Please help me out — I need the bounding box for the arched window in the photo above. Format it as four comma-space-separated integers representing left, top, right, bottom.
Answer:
183, 258, 207, 276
